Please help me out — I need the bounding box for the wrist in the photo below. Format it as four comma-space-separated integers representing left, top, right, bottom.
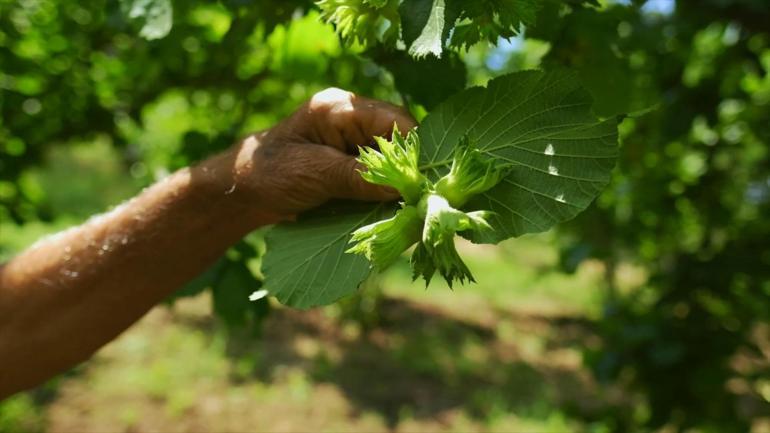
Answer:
191, 133, 285, 227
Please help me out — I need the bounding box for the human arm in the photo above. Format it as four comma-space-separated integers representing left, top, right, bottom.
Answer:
0, 88, 416, 399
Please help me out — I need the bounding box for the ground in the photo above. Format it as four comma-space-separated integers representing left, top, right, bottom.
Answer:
1, 236, 641, 433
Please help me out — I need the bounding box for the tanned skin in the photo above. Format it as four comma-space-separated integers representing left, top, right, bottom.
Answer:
0, 88, 416, 399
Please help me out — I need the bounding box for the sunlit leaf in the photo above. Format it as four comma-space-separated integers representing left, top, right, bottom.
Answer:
120, 0, 173, 40
400, 0, 460, 58
418, 69, 618, 242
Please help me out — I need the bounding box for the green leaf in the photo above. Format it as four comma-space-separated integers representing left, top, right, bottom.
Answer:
318, 0, 400, 46
449, 0, 541, 48
417, 69, 618, 243
400, 0, 460, 58
261, 202, 395, 309
212, 260, 261, 328
372, 49, 467, 110
494, 0, 541, 32
166, 257, 226, 303
120, 0, 173, 40
267, 11, 341, 81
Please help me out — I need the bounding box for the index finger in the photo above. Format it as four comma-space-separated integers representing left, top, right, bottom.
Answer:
352, 96, 418, 143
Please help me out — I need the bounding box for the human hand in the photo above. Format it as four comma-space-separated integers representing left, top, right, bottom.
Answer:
227, 88, 417, 219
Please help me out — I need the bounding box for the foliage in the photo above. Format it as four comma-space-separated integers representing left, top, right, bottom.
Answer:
317, 0, 400, 46
119, 0, 174, 40
0, 394, 45, 433
535, 1, 770, 430
263, 69, 617, 307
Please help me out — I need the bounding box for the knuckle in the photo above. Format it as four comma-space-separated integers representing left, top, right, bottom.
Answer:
332, 157, 362, 196
331, 106, 357, 127
310, 87, 355, 111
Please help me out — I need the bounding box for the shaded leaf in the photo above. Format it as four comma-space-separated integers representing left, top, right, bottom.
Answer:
373, 49, 466, 109
532, 6, 660, 117
166, 257, 226, 303
449, 0, 541, 48
261, 202, 395, 309
212, 260, 262, 328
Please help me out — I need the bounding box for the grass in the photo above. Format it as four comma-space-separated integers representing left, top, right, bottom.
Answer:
0, 394, 45, 433
381, 235, 606, 319
1, 237, 625, 433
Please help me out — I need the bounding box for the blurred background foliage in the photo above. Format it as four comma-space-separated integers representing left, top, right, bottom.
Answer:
1, 0, 769, 432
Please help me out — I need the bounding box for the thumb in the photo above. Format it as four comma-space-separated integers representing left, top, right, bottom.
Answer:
317, 146, 400, 202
